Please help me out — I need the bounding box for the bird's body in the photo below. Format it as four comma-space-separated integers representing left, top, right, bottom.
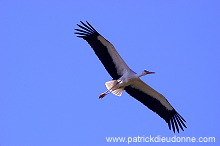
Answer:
101, 70, 139, 98
75, 21, 187, 133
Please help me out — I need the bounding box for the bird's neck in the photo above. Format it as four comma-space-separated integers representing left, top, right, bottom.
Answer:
136, 72, 146, 78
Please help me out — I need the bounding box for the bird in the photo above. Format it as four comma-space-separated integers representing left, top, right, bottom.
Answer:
75, 21, 187, 133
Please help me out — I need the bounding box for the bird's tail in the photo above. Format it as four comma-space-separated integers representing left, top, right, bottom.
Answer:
105, 80, 124, 96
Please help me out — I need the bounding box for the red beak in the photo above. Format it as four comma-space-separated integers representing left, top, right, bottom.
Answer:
147, 71, 155, 74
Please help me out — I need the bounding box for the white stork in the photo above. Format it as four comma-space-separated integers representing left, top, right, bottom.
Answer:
75, 21, 187, 133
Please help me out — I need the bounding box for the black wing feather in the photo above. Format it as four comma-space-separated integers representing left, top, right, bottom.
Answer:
77, 24, 94, 33
173, 116, 179, 133
75, 21, 121, 79
125, 85, 187, 133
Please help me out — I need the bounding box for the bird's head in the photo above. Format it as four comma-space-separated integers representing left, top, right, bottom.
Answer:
138, 70, 155, 78
143, 69, 155, 75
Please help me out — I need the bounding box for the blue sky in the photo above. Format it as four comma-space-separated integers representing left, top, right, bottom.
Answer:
1, 0, 220, 145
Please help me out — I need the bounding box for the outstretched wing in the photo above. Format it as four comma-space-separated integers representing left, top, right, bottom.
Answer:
125, 79, 187, 133
75, 21, 132, 80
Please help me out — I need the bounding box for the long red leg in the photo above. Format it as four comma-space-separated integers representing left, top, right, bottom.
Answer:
98, 81, 121, 99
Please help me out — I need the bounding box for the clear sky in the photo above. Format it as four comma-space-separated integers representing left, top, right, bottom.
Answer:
1, 0, 220, 145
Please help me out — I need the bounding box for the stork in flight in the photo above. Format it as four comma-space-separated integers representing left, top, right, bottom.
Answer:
75, 21, 187, 133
